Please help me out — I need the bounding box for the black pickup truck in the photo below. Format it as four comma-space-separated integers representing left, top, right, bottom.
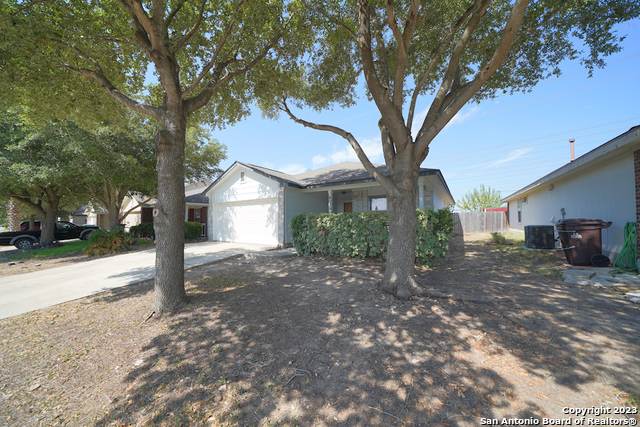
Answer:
0, 221, 99, 249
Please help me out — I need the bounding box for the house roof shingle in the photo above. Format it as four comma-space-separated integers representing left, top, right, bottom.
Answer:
204, 161, 453, 203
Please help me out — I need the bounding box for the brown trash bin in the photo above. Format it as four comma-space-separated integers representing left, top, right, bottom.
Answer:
556, 219, 612, 266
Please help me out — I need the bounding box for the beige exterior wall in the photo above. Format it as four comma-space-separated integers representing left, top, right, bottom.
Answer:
506, 153, 634, 260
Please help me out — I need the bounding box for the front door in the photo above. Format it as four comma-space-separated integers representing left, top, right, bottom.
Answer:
344, 202, 353, 213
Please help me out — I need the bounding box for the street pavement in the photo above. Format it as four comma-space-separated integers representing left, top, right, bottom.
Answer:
0, 241, 276, 320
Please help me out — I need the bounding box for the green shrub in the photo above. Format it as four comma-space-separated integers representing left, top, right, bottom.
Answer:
185, 221, 203, 240
129, 222, 155, 239
86, 228, 133, 256
290, 206, 454, 266
415, 206, 455, 265
490, 231, 507, 244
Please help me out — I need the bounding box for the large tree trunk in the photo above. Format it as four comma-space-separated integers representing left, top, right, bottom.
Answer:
151, 112, 189, 313
39, 205, 59, 245
381, 168, 420, 300
107, 195, 121, 230
8, 199, 20, 231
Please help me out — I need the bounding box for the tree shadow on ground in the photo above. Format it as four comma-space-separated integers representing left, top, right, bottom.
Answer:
89, 236, 639, 427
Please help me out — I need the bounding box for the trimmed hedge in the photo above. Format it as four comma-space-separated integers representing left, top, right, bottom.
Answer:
129, 222, 155, 239
129, 221, 203, 240
290, 206, 454, 266
184, 221, 203, 239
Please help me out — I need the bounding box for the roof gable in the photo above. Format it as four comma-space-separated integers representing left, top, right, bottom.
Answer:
204, 161, 454, 204
502, 125, 640, 202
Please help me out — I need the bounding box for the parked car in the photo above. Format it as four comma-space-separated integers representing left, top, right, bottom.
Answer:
19, 221, 41, 231
0, 221, 99, 249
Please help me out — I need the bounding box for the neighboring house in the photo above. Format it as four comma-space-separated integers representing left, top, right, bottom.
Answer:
69, 206, 89, 226
87, 180, 212, 235
501, 125, 640, 261
84, 204, 109, 228
203, 161, 455, 246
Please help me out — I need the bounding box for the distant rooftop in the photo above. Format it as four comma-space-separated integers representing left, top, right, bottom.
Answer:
235, 161, 438, 189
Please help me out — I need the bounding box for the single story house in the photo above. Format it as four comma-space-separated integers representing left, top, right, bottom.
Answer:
203, 161, 455, 246
87, 180, 212, 235
501, 125, 640, 261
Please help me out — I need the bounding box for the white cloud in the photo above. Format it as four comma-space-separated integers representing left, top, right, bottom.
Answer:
489, 147, 533, 167
279, 163, 307, 175
411, 108, 428, 137
448, 106, 481, 126
261, 161, 275, 170
312, 155, 328, 168
410, 106, 481, 137
330, 138, 384, 164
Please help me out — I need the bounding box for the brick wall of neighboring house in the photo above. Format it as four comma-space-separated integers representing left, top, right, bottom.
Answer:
635, 149, 640, 254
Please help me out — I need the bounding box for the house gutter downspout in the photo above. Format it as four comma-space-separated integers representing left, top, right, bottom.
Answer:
278, 183, 286, 246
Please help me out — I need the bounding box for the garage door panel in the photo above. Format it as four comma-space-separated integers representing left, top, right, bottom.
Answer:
214, 200, 278, 245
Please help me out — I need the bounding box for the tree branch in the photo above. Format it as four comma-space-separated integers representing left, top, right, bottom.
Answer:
513, 1, 567, 44
120, 194, 157, 221
172, 0, 207, 53
357, 0, 407, 152
166, 0, 186, 29
116, 0, 153, 56
312, 3, 358, 41
416, 0, 531, 155
181, 0, 249, 100
370, 6, 391, 91
386, 0, 420, 107
281, 100, 394, 192
8, 195, 46, 218
407, 0, 480, 130
129, 0, 157, 42
150, 0, 165, 31
185, 33, 279, 115
49, 39, 104, 73
59, 63, 160, 118
422, 0, 491, 135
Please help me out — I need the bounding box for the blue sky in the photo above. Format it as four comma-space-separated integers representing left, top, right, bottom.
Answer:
212, 20, 640, 207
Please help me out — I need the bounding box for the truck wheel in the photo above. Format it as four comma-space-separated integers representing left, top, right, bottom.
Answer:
15, 238, 34, 250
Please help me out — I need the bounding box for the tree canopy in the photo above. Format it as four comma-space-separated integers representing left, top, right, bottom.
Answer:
0, 110, 91, 243
0, 0, 305, 312
275, 0, 640, 299
458, 184, 502, 212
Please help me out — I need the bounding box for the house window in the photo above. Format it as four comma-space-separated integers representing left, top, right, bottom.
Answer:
240, 171, 245, 183
370, 196, 387, 211
522, 196, 528, 204
141, 207, 153, 223
517, 199, 522, 224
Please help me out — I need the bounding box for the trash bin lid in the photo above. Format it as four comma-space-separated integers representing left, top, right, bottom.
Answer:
556, 218, 612, 228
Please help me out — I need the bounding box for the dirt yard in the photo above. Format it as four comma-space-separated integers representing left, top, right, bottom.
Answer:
0, 235, 639, 427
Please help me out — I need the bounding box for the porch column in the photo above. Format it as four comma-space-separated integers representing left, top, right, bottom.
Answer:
418, 183, 424, 209
278, 184, 286, 246
328, 190, 333, 213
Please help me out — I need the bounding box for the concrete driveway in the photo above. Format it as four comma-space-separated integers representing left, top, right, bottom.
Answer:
0, 241, 274, 320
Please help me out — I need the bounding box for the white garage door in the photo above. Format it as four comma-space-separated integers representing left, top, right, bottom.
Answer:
214, 199, 278, 245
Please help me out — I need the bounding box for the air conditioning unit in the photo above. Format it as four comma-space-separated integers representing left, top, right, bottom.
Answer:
524, 225, 555, 249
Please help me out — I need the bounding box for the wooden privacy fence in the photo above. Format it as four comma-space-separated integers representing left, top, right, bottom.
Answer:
453, 211, 508, 234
